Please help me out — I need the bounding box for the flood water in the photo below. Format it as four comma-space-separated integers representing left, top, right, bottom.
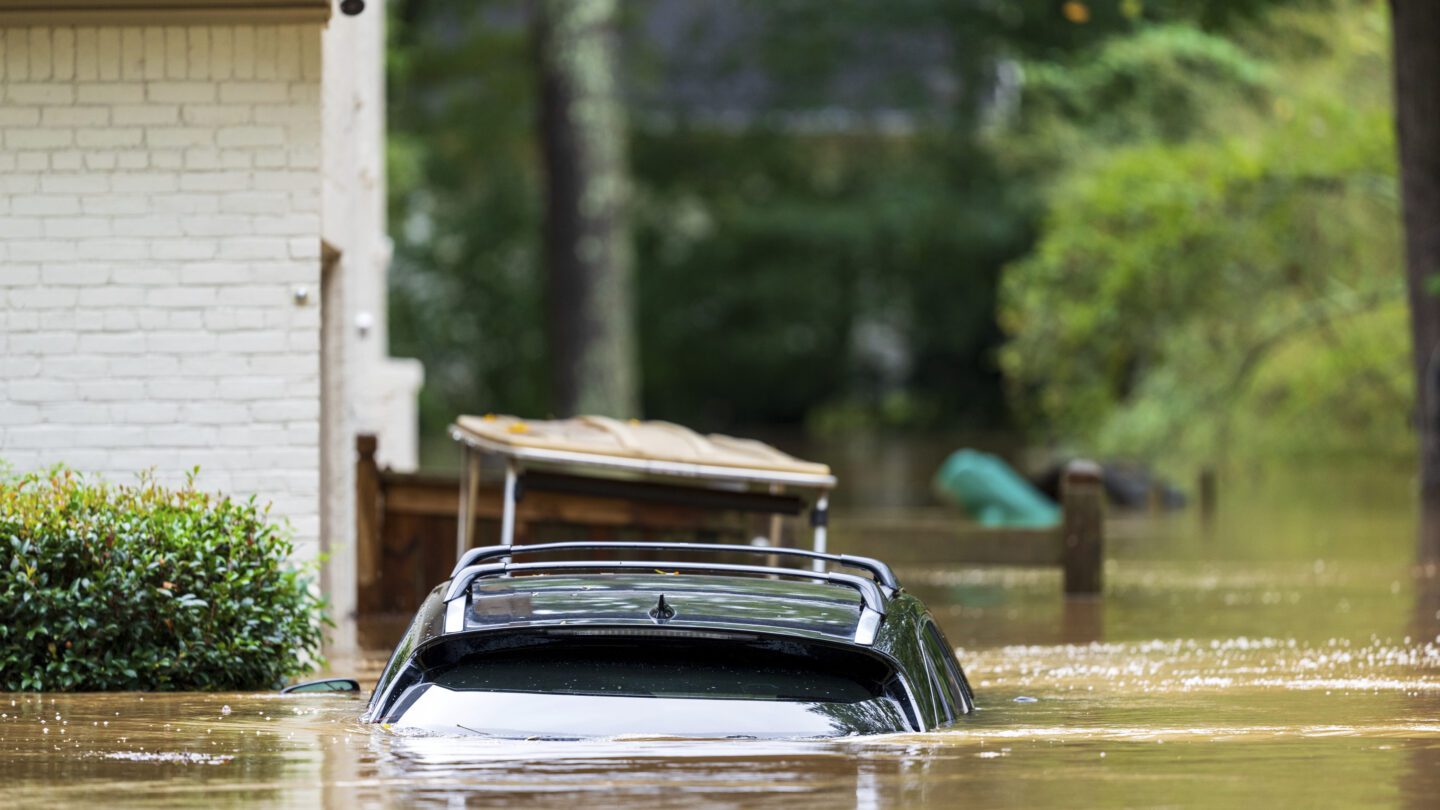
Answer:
4, 463, 1439, 807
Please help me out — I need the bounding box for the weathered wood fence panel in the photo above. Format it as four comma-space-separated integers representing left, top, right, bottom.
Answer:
355, 437, 1105, 616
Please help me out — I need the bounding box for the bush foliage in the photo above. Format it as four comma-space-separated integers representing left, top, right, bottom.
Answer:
0, 470, 326, 691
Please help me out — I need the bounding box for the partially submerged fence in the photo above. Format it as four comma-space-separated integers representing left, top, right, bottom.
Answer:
355, 436, 1103, 616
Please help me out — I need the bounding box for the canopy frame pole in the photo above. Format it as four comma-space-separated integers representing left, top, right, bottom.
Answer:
454, 447, 481, 561
811, 491, 830, 571
499, 459, 520, 564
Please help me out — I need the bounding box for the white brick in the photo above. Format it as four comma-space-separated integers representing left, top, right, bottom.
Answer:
53, 28, 75, 81
112, 266, 179, 285
77, 378, 146, 400
5, 29, 30, 82
147, 81, 215, 104
41, 106, 109, 127
101, 309, 138, 331
219, 192, 287, 214
215, 125, 282, 147
120, 28, 145, 79
7, 129, 73, 150
82, 195, 147, 215
148, 287, 217, 309
41, 174, 109, 194
0, 404, 42, 426
0, 174, 41, 193
113, 173, 178, 193
209, 26, 232, 80
233, 26, 255, 79
83, 152, 118, 170
143, 27, 165, 80
96, 29, 121, 80
219, 81, 286, 104
0, 217, 44, 238
76, 28, 99, 80
151, 150, 184, 169
183, 103, 248, 126
0, 106, 41, 126
77, 240, 148, 261
9, 380, 76, 403
112, 402, 180, 424
11, 287, 78, 309
28, 29, 52, 81
0, 266, 41, 286
76, 128, 142, 149
13, 195, 80, 216
153, 240, 218, 260
41, 264, 110, 286
76, 332, 146, 355
7, 82, 73, 105
216, 330, 286, 353
77, 83, 143, 105
180, 171, 247, 192
146, 126, 214, 148
113, 104, 179, 125
8, 332, 78, 355
51, 151, 83, 171
181, 214, 249, 237
188, 27, 210, 80
165, 27, 187, 79
77, 286, 144, 307
109, 354, 178, 377
147, 377, 217, 399
43, 354, 108, 378
43, 218, 112, 239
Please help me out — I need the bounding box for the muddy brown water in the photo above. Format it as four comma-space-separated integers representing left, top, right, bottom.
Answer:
4, 464, 1439, 807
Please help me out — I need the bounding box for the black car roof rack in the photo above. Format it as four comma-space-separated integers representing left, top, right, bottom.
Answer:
443, 559, 889, 617
451, 541, 900, 591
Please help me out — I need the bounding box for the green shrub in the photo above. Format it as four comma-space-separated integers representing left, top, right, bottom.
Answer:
0, 469, 327, 691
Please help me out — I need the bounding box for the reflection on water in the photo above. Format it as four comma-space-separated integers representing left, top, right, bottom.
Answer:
4, 463, 1440, 807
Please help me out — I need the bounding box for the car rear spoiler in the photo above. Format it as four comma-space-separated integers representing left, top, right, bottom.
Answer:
451, 541, 900, 591
445, 559, 886, 614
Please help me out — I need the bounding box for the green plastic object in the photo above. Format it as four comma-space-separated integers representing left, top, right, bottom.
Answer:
932, 449, 1060, 528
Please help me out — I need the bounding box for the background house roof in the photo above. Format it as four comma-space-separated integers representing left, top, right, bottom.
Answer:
0, 0, 330, 25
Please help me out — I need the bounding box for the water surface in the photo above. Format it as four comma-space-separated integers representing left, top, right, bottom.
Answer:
4, 463, 1438, 807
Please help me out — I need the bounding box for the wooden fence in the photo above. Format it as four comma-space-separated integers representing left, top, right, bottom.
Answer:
355, 436, 1104, 617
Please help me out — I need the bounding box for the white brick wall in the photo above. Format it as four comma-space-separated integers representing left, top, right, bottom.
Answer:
0, 24, 325, 560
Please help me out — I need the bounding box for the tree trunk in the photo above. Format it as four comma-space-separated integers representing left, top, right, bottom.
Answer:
536, 0, 640, 418
1392, 0, 1440, 561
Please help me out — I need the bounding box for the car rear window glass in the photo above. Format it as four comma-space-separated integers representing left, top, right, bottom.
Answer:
429, 639, 891, 703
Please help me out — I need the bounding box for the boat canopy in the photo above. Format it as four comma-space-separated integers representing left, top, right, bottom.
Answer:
448, 414, 836, 562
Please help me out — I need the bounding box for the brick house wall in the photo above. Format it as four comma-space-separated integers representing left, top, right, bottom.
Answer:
0, 25, 326, 559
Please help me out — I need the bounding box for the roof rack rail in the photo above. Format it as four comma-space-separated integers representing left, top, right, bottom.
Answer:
451, 541, 900, 591
443, 559, 888, 616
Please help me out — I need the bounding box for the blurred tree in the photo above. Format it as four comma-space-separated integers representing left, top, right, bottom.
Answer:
1000, 3, 1406, 464
1390, 0, 1440, 559
536, 0, 639, 418
386, 0, 1323, 445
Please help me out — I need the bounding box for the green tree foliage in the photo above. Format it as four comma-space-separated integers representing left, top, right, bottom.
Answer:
999, 3, 1406, 462
0, 470, 326, 691
387, 0, 1322, 440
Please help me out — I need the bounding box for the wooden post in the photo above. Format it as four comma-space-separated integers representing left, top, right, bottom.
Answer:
1198, 466, 1217, 525
355, 434, 382, 612
1061, 459, 1104, 596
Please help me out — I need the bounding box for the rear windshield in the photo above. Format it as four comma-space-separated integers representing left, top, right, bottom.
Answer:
428, 637, 893, 703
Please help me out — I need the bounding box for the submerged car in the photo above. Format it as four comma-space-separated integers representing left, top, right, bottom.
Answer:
363, 541, 974, 738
